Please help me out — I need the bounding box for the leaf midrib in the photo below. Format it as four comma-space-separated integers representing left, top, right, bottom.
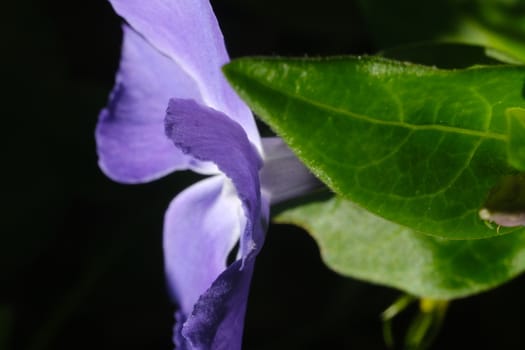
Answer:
241, 69, 509, 142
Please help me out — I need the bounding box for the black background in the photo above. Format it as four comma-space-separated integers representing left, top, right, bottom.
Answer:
3, 1, 525, 349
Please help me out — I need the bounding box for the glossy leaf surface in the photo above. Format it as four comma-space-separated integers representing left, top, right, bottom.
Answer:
224, 56, 525, 239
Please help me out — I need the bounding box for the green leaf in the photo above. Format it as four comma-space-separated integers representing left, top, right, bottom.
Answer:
224, 56, 525, 239
507, 108, 525, 171
276, 196, 525, 299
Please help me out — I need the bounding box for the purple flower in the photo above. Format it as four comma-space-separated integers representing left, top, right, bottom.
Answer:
96, 1, 320, 348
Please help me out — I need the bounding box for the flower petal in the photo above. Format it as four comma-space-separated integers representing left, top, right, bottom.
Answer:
165, 99, 264, 261
108, 0, 261, 151
180, 258, 257, 350
164, 176, 244, 315
96, 25, 213, 183
164, 176, 263, 350
164, 98, 269, 348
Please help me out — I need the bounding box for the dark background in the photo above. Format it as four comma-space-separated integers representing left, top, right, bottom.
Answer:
3, 0, 525, 349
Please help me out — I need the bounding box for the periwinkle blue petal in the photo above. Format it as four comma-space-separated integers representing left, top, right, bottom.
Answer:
96, 25, 213, 183
164, 98, 268, 349
97, 2, 293, 349
181, 258, 256, 350
164, 176, 258, 350
107, 0, 261, 151
165, 98, 264, 261
164, 176, 243, 316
